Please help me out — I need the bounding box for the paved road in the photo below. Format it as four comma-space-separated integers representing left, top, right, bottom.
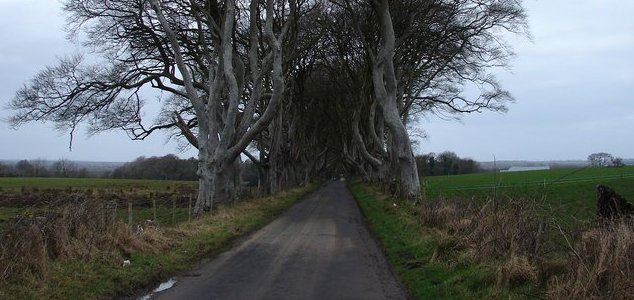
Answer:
153, 181, 407, 300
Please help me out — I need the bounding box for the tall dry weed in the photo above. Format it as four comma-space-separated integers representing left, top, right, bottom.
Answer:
466, 198, 544, 260
0, 222, 48, 281
421, 196, 545, 288
547, 220, 634, 299
0, 198, 169, 282
496, 255, 538, 289
419, 198, 477, 231
421, 197, 544, 260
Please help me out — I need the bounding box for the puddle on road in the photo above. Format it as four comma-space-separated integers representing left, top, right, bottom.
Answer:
138, 278, 177, 300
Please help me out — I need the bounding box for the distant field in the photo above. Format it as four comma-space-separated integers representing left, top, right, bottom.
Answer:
0, 177, 198, 224
0, 177, 197, 192
423, 166, 634, 224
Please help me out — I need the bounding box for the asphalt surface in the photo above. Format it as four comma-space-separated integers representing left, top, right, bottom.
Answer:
153, 180, 407, 300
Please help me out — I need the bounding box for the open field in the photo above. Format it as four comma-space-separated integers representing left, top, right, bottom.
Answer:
423, 166, 634, 225
0, 177, 199, 225
0, 177, 196, 192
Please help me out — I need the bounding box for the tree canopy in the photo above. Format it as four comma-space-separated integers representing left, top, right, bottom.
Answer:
9, 0, 528, 211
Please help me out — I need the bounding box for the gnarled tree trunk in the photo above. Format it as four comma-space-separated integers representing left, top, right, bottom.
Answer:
371, 0, 421, 199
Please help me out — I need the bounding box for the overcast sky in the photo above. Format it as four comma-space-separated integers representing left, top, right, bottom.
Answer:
0, 0, 632, 162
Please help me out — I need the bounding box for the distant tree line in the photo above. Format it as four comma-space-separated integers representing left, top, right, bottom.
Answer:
0, 159, 88, 178
111, 155, 197, 180
0, 155, 261, 184
415, 151, 481, 177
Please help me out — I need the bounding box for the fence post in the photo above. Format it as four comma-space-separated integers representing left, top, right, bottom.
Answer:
153, 199, 157, 221
188, 195, 192, 222
172, 197, 176, 225
128, 202, 133, 228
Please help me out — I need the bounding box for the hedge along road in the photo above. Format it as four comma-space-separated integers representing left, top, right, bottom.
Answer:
152, 180, 407, 300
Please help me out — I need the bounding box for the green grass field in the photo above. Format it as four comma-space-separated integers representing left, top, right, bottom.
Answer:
0, 177, 197, 192
423, 166, 634, 224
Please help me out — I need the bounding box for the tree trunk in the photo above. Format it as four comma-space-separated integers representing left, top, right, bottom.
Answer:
372, 0, 421, 200
214, 157, 242, 203
257, 165, 271, 197
195, 155, 216, 214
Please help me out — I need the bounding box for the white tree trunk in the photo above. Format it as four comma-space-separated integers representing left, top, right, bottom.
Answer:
372, 0, 421, 199
151, 0, 291, 213
195, 150, 216, 214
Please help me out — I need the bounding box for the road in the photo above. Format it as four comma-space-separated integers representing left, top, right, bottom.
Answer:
152, 180, 407, 300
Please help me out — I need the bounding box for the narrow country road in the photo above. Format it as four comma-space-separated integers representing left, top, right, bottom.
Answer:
152, 181, 407, 300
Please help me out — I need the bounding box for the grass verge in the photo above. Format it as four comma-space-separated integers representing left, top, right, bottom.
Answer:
350, 181, 634, 299
349, 182, 498, 299
0, 183, 319, 299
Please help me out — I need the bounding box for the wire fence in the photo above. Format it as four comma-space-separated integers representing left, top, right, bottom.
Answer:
0, 185, 200, 282
0, 186, 199, 228
0, 182, 265, 282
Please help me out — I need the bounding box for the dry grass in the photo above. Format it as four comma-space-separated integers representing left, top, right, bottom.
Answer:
420, 196, 545, 288
466, 198, 544, 260
0, 198, 168, 282
496, 255, 538, 289
0, 223, 48, 282
547, 220, 634, 299
420, 198, 477, 231
0, 183, 316, 299
420, 194, 634, 298
421, 197, 545, 258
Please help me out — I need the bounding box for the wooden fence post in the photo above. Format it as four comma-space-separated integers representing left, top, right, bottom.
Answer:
153, 199, 157, 221
128, 202, 133, 228
172, 198, 176, 225
188, 195, 192, 222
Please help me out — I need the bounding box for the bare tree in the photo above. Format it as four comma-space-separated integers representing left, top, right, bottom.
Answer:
8, 0, 301, 214
317, 0, 526, 199
51, 159, 77, 177
8, 0, 527, 204
588, 152, 615, 167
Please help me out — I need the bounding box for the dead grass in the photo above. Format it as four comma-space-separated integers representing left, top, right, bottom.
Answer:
420, 198, 478, 231
0, 198, 168, 282
496, 255, 538, 289
422, 197, 545, 256
547, 220, 634, 299
418, 192, 634, 298
466, 198, 544, 260
0, 223, 48, 282
0, 183, 317, 299
420, 196, 545, 288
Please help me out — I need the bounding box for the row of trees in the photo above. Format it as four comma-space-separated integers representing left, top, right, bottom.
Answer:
9, 0, 528, 213
0, 159, 88, 178
111, 155, 198, 180
0, 155, 278, 190
415, 151, 480, 177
